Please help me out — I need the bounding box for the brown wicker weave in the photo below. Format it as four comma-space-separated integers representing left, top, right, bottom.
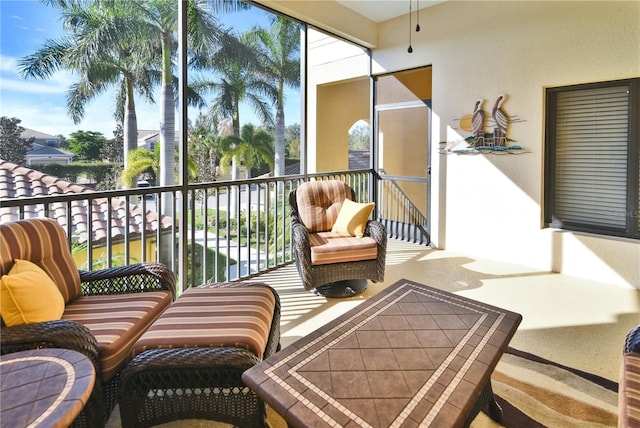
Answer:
289, 184, 387, 296
118, 282, 281, 428
625, 325, 640, 354
1, 227, 176, 428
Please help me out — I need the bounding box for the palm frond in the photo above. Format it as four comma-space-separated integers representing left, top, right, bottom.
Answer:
18, 39, 71, 79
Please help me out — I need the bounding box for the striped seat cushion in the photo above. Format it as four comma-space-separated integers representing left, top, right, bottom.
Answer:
63, 290, 173, 381
309, 232, 378, 265
0, 218, 81, 304
131, 285, 276, 360
296, 180, 350, 232
620, 353, 640, 428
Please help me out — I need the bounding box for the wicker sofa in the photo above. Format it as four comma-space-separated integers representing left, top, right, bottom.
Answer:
0, 218, 176, 427
620, 325, 640, 428
289, 180, 387, 297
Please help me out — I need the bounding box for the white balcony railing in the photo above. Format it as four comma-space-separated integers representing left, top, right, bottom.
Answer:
1, 170, 381, 293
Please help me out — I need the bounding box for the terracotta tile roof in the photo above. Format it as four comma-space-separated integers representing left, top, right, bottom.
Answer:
348, 150, 370, 170
0, 160, 172, 244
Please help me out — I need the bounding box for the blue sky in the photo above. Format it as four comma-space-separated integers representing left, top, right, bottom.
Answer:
0, 1, 300, 139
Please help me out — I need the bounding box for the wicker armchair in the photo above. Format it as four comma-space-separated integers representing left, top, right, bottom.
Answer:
0, 218, 176, 427
289, 180, 387, 297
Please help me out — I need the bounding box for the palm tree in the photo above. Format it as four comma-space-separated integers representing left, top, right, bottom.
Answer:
220, 123, 275, 177
115, 0, 248, 191
22, 0, 248, 192
189, 113, 224, 182
121, 144, 197, 189
193, 37, 275, 218
200, 39, 276, 136
248, 17, 301, 177
18, 0, 159, 175
120, 146, 159, 189
194, 32, 275, 183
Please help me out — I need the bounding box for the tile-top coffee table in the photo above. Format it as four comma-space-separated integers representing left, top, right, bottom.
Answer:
242, 279, 522, 428
0, 348, 95, 428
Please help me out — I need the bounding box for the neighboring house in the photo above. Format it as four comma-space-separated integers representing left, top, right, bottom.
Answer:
0, 160, 172, 266
137, 129, 161, 151
20, 127, 74, 165
137, 130, 181, 152
25, 144, 74, 166
21, 127, 62, 148
285, 159, 300, 176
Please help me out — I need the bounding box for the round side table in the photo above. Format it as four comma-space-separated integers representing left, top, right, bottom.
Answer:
0, 348, 95, 428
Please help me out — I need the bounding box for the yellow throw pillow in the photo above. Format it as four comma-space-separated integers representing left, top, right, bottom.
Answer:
331, 199, 375, 238
0, 259, 65, 327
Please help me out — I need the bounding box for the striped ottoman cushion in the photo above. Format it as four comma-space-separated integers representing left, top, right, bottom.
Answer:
63, 290, 173, 381
620, 353, 640, 428
309, 232, 378, 265
131, 285, 276, 360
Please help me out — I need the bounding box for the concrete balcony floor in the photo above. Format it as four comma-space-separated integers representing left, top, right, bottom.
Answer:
107, 238, 639, 427
259, 238, 638, 383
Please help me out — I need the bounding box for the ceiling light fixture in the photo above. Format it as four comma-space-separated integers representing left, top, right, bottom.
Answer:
408, 0, 413, 53
408, 0, 421, 53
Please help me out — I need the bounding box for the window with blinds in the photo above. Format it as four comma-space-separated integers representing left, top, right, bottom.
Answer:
545, 78, 639, 239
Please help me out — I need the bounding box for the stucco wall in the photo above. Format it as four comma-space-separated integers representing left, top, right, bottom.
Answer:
371, 1, 640, 288
316, 78, 369, 172
306, 29, 370, 173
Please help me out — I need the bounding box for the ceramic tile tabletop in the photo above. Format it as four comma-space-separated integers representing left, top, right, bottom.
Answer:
0, 348, 95, 428
243, 279, 522, 428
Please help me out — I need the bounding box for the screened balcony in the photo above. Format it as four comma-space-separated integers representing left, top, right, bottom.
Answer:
0, 169, 429, 294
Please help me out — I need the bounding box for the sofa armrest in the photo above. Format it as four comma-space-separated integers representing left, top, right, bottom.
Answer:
291, 222, 311, 258
80, 262, 176, 298
365, 219, 387, 282
0, 319, 101, 371
365, 220, 387, 246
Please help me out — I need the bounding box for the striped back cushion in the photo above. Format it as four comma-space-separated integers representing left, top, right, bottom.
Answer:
295, 180, 351, 232
132, 285, 276, 360
63, 290, 173, 381
0, 218, 81, 304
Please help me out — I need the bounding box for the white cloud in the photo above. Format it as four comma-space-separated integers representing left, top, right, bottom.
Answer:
0, 55, 18, 72
3, 90, 163, 138
0, 53, 75, 91
1, 76, 66, 94
4, 104, 72, 136
5, 102, 116, 137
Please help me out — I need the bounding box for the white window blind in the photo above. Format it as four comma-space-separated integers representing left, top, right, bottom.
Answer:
554, 86, 629, 229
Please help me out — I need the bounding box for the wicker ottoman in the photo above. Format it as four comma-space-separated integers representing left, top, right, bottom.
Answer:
118, 282, 280, 428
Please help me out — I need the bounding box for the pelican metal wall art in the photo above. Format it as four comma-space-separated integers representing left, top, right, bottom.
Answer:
447, 94, 527, 154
